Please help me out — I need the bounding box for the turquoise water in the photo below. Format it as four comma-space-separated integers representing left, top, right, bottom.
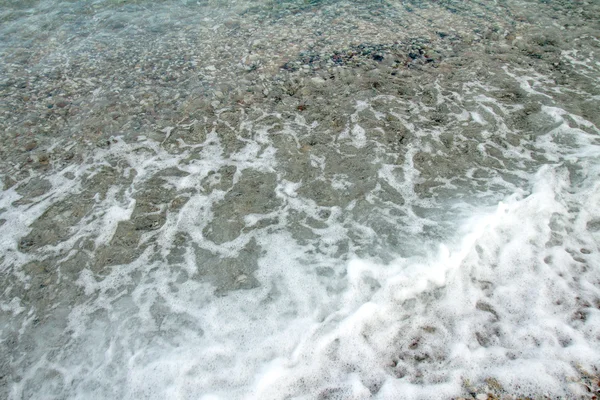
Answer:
1, 1, 600, 398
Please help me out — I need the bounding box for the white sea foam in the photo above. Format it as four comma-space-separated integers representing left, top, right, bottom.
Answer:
5, 102, 596, 399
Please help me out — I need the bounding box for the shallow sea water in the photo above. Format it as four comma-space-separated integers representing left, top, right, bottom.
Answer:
1, 0, 600, 399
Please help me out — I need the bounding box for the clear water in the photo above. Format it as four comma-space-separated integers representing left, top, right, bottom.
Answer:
1, 0, 600, 398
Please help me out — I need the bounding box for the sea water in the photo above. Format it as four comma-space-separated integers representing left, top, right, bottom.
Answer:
1, 0, 599, 398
